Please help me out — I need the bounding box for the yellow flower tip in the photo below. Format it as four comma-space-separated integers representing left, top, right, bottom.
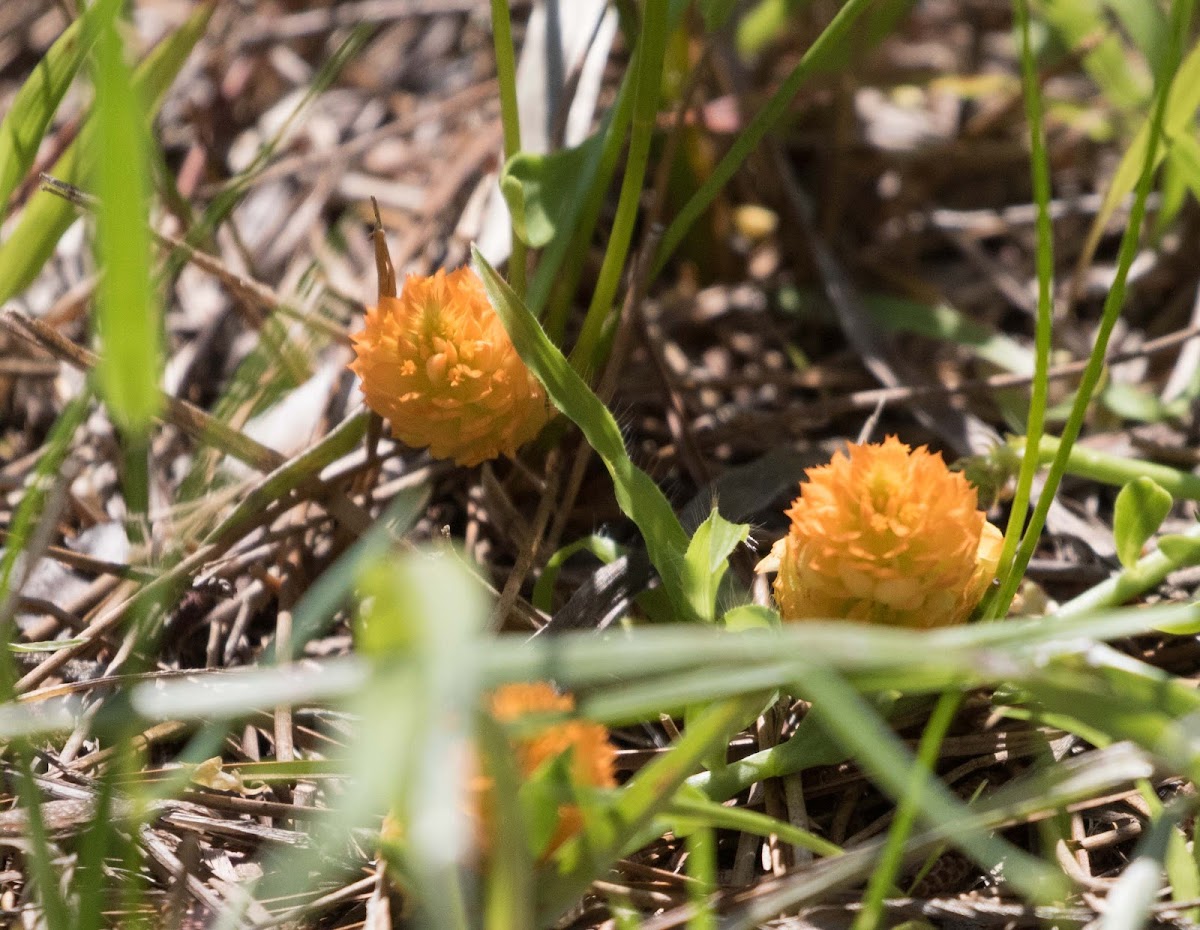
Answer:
770, 436, 1003, 628
348, 267, 552, 466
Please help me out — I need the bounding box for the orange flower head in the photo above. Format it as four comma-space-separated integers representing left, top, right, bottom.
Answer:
766, 436, 1003, 628
478, 682, 616, 857
349, 267, 551, 466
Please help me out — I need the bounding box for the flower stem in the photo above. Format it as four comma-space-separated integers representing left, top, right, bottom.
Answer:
989, 4, 1187, 617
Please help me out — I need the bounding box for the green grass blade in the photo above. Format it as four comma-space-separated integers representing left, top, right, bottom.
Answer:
1070, 33, 1200, 298
794, 661, 1068, 904
1097, 803, 1180, 930
536, 694, 765, 924
567, 0, 671, 371
667, 788, 844, 858
984, 0, 1057, 619
854, 690, 960, 930
1025, 644, 1200, 779
722, 743, 1153, 928
1038, 0, 1150, 110
531, 534, 623, 613
473, 247, 696, 622
0, 3, 212, 305
91, 14, 158, 434
992, 1, 1192, 615
653, 0, 877, 276
0, 0, 121, 218
0, 391, 91, 642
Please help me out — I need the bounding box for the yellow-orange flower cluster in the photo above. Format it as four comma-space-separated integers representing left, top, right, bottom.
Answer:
481, 682, 616, 856
765, 436, 1003, 628
349, 267, 551, 466
489, 682, 617, 795
382, 683, 615, 860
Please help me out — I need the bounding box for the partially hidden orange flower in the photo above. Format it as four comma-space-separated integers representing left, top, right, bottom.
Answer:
479, 682, 617, 857
761, 436, 1003, 628
349, 267, 552, 466
380, 683, 615, 861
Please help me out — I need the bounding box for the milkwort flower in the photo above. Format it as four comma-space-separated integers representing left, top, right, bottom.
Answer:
349, 267, 551, 466
481, 682, 616, 857
761, 436, 1004, 628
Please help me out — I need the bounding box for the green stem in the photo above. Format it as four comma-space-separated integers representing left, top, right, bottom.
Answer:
567, 2, 670, 376
990, 6, 1187, 616
1017, 434, 1200, 500
1056, 522, 1200, 618
853, 691, 960, 930
985, 0, 1054, 620
490, 0, 527, 298
538, 72, 636, 334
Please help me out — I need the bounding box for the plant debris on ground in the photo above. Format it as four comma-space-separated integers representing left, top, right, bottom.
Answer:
2, 0, 1200, 927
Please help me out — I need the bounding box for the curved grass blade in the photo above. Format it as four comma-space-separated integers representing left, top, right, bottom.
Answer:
535, 694, 764, 925
473, 247, 697, 622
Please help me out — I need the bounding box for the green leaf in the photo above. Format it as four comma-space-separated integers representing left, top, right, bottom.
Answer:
863, 295, 1033, 374
351, 547, 488, 929
472, 247, 696, 622
1165, 132, 1200, 201
0, 3, 213, 306
681, 507, 749, 623
1027, 645, 1200, 779
0, 0, 121, 219
1102, 382, 1170, 423
500, 134, 605, 248
722, 604, 780, 632
531, 534, 623, 614
656, 0, 878, 275
1113, 476, 1173, 569
1105, 0, 1169, 67
795, 660, 1069, 904
1073, 37, 1200, 289
519, 753, 573, 860
92, 15, 159, 434
666, 783, 843, 857
479, 714, 534, 930
1038, 0, 1151, 110
1100, 802, 1178, 930
1158, 533, 1200, 564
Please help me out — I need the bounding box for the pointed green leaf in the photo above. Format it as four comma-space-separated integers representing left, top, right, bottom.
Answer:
722, 604, 780, 632
682, 506, 749, 623
472, 247, 696, 622
1158, 533, 1200, 564
500, 134, 605, 248
1113, 476, 1173, 569
1074, 38, 1200, 287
